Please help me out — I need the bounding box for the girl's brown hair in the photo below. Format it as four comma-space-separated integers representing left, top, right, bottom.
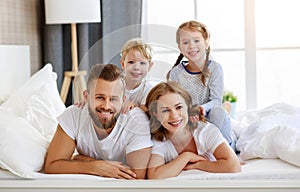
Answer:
167, 20, 211, 86
145, 81, 205, 141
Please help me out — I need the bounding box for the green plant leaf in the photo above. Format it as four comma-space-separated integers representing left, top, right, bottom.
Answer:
223, 91, 237, 103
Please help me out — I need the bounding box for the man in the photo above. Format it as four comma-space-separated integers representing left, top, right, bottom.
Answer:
44, 64, 152, 179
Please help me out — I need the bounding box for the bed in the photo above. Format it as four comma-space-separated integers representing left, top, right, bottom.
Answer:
0, 58, 300, 191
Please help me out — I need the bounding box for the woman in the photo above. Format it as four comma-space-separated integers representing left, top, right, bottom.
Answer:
145, 81, 240, 179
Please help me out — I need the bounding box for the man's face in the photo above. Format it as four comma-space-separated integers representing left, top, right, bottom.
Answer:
87, 78, 124, 130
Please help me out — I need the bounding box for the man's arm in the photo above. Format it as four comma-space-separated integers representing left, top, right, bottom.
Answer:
126, 147, 152, 179
44, 125, 137, 179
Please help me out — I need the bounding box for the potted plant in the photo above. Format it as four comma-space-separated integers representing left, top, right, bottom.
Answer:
223, 91, 237, 103
222, 91, 237, 117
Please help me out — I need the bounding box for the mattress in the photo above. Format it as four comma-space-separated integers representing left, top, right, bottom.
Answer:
0, 158, 300, 192
1, 157, 300, 181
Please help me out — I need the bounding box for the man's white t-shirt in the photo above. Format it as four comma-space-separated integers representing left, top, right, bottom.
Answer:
151, 122, 226, 162
57, 105, 153, 164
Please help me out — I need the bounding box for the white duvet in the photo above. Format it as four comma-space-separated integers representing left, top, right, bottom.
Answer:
234, 102, 300, 167
1, 64, 300, 179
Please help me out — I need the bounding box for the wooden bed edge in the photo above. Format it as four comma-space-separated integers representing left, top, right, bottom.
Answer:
0, 179, 299, 192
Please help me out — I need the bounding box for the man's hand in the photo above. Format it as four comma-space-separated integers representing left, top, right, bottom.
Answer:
72, 154, 95, 161
93, 160, 137, 179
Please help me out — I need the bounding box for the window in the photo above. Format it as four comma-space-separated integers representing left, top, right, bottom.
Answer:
143, 0, 300, 111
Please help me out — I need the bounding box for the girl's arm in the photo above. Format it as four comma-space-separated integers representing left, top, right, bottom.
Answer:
201, 63, 224, 113
184, 142, 241, 173
147, 152, 206, 179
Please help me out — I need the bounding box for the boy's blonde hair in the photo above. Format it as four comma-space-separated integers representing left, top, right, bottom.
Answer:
120, 38, 153, 62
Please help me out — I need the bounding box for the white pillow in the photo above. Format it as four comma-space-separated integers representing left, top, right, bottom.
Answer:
0, 64, 66, 178
0, 107, 49, 178
2, 63, 65, 140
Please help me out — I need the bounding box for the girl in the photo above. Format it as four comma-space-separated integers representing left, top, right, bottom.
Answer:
145, 81, 240, 179
167, 20, 233, 147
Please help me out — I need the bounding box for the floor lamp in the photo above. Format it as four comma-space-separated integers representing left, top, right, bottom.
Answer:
44, 0, 101, 103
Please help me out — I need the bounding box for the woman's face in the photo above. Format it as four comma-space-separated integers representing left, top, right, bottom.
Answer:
154, 92, 189, 134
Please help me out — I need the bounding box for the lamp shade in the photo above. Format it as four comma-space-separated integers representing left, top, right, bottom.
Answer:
44, 0, 101, 24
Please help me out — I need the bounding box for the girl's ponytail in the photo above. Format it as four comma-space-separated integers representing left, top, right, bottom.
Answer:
166, 53, 184, 79
201, 46, 211, 86
174, 53, 184, 67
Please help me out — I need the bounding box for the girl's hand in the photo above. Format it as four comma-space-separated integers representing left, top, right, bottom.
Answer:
189, 115, 199, 122
189, 105, 205, 122
199, 105, 205, 116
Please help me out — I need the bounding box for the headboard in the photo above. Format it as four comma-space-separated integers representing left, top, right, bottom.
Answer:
0, 45, 30, 103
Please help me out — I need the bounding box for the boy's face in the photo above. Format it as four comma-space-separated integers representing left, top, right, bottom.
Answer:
121, 50, 153, 83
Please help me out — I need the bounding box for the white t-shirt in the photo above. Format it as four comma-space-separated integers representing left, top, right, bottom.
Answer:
151, 122, 226, 162
57, 105, 153, 164
125, 80, 153, 106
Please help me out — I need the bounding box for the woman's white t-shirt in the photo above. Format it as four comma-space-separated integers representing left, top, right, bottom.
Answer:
151, 122, 226, 162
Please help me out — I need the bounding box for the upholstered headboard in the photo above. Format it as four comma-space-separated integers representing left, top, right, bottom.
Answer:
0, 45, 30, 102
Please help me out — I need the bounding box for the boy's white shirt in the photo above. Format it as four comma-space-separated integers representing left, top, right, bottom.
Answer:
124, 78, 153, 106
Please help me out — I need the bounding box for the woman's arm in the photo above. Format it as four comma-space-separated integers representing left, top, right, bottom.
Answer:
147, 152, 206, 179
184, 142, 241, 173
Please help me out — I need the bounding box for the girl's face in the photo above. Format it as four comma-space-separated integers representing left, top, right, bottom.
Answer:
178, 29, 208, 65
121, 50, 153, 82
154, 92, 189, 135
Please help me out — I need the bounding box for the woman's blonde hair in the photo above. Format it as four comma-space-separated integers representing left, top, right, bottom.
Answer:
120, 38, 153, 62
145, 81, 205, 141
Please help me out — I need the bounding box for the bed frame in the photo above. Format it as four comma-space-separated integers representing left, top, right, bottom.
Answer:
1, 46, 300, 192
1, 179, 300, 192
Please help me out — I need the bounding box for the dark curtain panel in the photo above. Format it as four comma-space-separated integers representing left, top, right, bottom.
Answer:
42, 0, 142, 106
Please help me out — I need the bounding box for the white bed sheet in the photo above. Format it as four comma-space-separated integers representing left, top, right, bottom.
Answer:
1, 158, 300, 192
1, 158, 300, 181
